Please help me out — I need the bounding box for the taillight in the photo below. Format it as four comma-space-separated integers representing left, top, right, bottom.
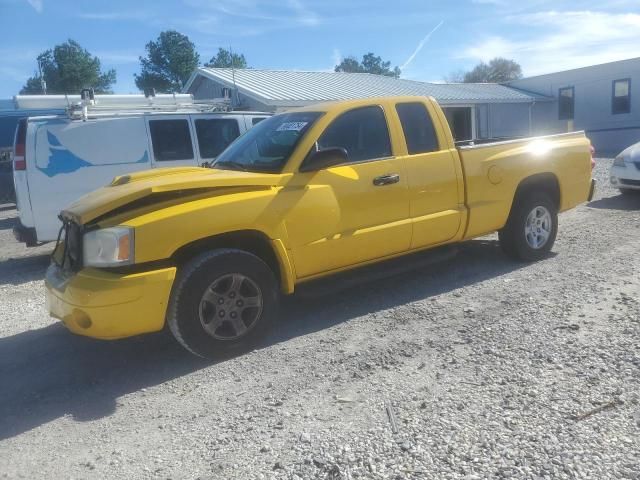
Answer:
13, 118, 27, 171
589, 144, 595, 170
14, 158, 26, 171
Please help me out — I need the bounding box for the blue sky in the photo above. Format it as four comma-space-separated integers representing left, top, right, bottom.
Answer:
0, 0, 639, 97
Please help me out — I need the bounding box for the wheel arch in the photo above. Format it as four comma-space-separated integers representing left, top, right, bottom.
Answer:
508, 172, 561, 219
171, 230, 295, 294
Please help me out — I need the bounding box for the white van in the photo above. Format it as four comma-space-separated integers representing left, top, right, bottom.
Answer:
12, 98, 269, 245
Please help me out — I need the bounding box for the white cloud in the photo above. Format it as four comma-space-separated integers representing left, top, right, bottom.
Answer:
460, 10, 640, 76
182, 0, 321, 33
400, 20, 444, 70
288, 0, 319, 26
26, 0, 42, 13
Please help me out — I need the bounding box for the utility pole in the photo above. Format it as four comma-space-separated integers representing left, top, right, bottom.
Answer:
37, 59, 47, 94
229, 45, 240, 108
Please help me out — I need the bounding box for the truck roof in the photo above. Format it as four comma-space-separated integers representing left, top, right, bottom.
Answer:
289, 95, 438, 113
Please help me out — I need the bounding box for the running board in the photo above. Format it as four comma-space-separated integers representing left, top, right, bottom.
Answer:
295, 245, 458, 297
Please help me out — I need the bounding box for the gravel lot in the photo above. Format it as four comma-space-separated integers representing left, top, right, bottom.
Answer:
0, 158, 639, 480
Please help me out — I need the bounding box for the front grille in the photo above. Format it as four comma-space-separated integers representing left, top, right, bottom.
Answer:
620, 178, 640, 187
53, 220, 83, 271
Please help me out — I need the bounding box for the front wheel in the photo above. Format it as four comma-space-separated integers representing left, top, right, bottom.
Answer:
499, 193, 558, 262
167, 249, 279, 358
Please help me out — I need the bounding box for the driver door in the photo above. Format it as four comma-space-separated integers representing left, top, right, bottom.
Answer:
285, 105, 411, 278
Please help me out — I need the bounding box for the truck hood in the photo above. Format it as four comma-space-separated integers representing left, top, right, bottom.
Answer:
61, 166, 289, 225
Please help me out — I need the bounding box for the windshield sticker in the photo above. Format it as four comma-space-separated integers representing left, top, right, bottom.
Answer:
276, 122, 308, 132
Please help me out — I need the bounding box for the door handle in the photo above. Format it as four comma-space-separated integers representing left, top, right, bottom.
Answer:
373, 174, 400, 186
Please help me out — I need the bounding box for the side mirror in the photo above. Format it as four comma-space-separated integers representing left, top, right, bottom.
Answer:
299, 147, 349, 173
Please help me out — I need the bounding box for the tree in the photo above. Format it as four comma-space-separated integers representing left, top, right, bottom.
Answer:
20, 40, 116, 94
205, 48, 247, 68
443, 69, 465, 83
135, 30, 200, 93
462, 57, 522, 83
335, 52, 400, 78
334, 56, 363, 73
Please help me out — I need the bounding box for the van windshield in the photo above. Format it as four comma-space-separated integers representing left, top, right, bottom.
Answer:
213, 111, 322, 173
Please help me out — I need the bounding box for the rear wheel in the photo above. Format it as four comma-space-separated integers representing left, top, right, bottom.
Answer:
167, 249, 279, 358
619, 188, 639, 196
499, 192, 558, 262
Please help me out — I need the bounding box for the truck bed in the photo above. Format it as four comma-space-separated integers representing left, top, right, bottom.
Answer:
456, 131, 592, 240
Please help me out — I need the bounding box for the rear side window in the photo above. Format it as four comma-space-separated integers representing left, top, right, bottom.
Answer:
149, 119, 194, 161
317, 106, 391, 163
195, 119, 240, 159
252, 117, 267, 125
395, 102, 439, 154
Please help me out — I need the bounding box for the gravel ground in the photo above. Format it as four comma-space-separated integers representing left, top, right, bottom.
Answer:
0, 158, 639, 480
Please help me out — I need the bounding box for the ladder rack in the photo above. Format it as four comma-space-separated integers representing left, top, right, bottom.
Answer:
13, 93, 232, 120
66, 99, 231, 120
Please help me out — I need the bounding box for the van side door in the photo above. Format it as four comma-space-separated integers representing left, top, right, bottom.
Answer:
191, 114, 243, 165
146, 116, 198, 168
393, 100, 465, 248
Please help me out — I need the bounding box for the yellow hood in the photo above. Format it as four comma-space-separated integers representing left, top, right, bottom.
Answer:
61, 167, 288, 225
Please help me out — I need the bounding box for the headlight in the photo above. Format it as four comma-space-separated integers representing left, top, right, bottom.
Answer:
613, 155, 627, 167
83, 226, 134, 267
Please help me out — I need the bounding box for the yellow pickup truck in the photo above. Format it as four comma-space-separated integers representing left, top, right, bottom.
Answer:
46, 96, 595, 358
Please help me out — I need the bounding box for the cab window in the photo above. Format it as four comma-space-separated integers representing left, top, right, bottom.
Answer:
195, 119, 240, 159
395, 102, 439, 154
317, 106, 391, 163
149, 119, 194, 161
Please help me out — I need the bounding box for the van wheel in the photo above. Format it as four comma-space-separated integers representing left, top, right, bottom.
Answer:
167, 249, 279, 359
498, 192, 558, 262
619, 188, 638, 196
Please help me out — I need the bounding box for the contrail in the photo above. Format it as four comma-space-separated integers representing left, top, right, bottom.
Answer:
401, 20, 444, 70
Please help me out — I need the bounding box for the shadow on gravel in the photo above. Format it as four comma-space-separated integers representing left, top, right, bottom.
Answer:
588, 193, 640, 211
0, 325, 205, 441
0, 215, 16, 230
0, 238, 527, 440
270, 239, 530, 344
0, 204, 16, 213
0, 253, 51, 286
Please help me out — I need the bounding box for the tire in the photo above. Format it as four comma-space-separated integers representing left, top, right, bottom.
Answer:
498, 192, 558, 262
619, 188, 639, 196
167, 249, 279, 359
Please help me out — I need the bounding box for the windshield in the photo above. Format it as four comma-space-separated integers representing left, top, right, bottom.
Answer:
213, 111, 322, 173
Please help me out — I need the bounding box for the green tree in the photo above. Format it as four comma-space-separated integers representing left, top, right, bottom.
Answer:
20, 40, 116, 94
335, 52, 400, 78
462, 57, 522, 83
135, 30, 200, 93
205, 48, 248, 68
334, 56, 364, 73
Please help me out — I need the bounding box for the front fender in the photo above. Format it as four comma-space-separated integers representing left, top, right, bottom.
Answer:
124, 188, 290, 262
